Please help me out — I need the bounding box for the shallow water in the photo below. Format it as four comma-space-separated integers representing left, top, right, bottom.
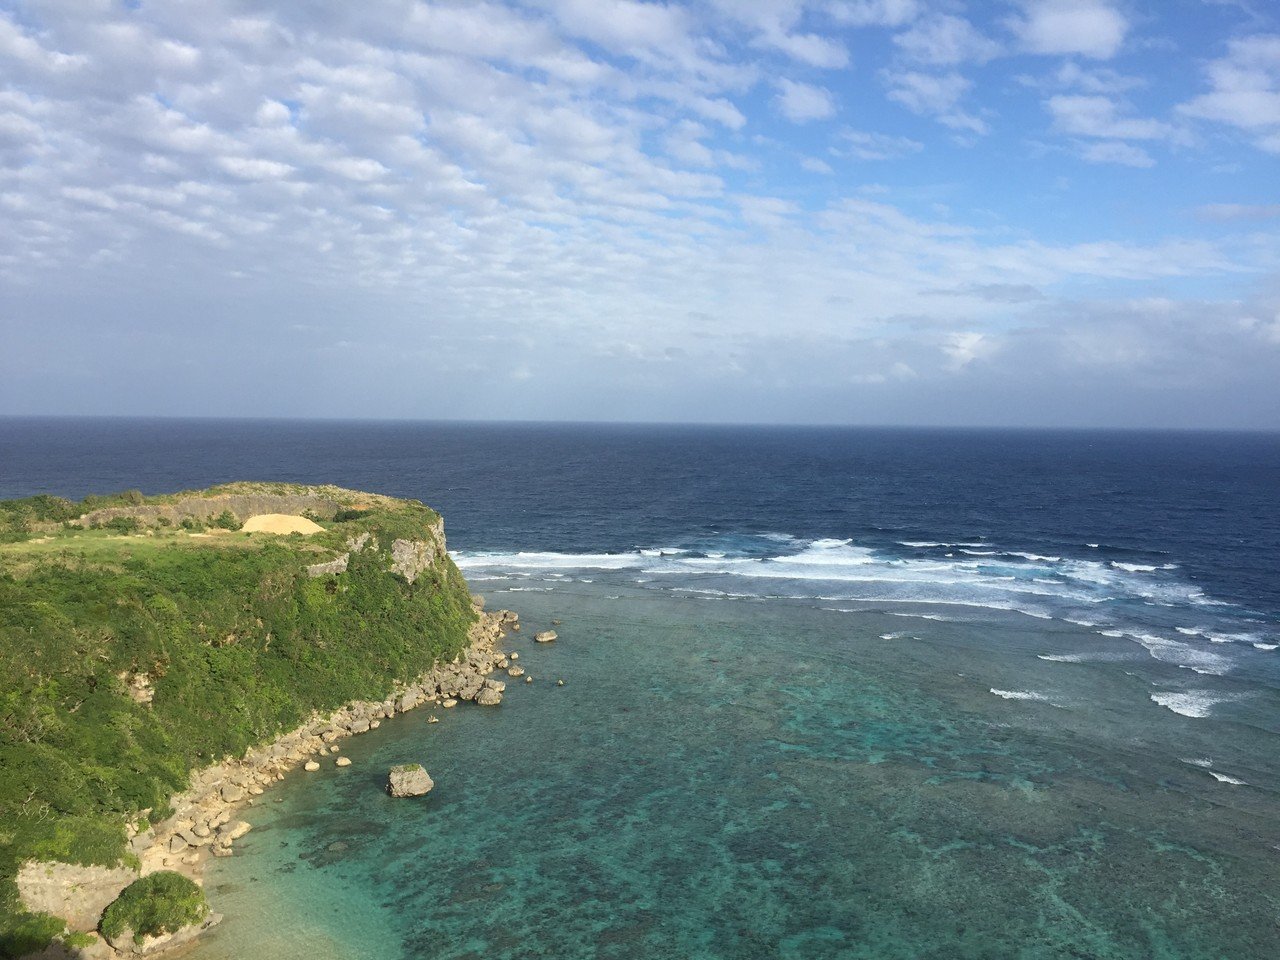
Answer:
184, 584, 1280, 960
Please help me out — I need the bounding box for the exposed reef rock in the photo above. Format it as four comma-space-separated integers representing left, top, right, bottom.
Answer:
387, 764, 434, 798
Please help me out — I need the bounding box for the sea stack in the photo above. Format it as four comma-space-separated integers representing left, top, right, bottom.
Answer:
387, 763, 434, 798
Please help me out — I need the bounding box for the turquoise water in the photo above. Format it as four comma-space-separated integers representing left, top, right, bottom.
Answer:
185, 584, 1280, 960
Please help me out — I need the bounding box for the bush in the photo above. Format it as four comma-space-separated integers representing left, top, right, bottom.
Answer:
105, 517, 142, 534
179, 517, 205, 532
210, 510, 241, 531
100, 872, 208, 943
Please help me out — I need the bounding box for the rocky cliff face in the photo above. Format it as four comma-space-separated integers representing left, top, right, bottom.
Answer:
77, 493, 343, 528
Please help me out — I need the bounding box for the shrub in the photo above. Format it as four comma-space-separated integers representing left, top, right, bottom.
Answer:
105, 517, 142, 534
100, 872, 208, 943
179, 517, 205, 532
210, 510, 241, 531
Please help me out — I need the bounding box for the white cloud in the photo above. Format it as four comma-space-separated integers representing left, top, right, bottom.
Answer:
1008, 0, 1129, 60
774, 78, 837, 122
217, 156, 295, 180
800, 155, 834, 173
1047, 95, 1181, 141
1179, 35, 1280, 152
840, 128, 923, 159
884, 70, 969, 114
893, 14, 1000, 66
1196, 203, 1280, 221
1079, 140, 1155, 167
883, 69, 988, 133
826, 0, 921, 28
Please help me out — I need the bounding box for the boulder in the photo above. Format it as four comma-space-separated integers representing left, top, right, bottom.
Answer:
387, 764, 434, 798
535, 631, 557, 643
220, 783, 244, 803
507, 666, 524, 678
336, 756, 352, 767
304, 760, 320, 772
476, 687, 503, 706
218, 821, 252, 842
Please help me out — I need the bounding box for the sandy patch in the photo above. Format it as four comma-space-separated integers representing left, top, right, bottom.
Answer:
241, 514, 325, 535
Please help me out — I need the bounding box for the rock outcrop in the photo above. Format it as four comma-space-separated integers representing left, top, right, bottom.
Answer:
16, 861, 138, 933
387, 764, 434, 798
104, 913, 222, 956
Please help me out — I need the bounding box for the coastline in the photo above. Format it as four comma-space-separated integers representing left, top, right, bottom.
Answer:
18, 606, 519, 958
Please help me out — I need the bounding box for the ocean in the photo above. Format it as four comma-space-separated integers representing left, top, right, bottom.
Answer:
2, 418, 1278, 958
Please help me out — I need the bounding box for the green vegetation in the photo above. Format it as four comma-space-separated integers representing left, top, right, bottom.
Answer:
0, 484, 476, 957
100, 872, 208, 943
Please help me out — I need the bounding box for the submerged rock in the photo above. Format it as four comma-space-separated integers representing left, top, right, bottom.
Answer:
387, 764, 434, 798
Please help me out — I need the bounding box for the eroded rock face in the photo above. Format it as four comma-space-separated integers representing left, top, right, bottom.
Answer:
106, 913, 223, 956
387, 764, 434, 798
16, 861, 138, 933
306, 554, 349, 578
390, 539, 433, 584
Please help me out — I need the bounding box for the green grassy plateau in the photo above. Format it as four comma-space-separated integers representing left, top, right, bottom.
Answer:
0, 484, 476, 956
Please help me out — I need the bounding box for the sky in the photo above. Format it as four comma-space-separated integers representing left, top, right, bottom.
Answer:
1, 0, 1279, 428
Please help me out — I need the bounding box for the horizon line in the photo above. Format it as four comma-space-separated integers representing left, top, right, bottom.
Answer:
1, 413, 1278, 435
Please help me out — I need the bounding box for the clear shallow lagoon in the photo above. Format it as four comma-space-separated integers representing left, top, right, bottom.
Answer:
2, 420, 1278, 958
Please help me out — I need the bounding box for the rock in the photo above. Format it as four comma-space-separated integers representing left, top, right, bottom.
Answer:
525, 676, 533, 683
535, 631, 557, 643
304, 760, 320, 772
397, 692, 422, 713
390, 538, 436, 584
485, 679, 506, 692
427, 715, 440, 723
168, 836, 188, 854
107, 912, 222, 956
387, 763, 434, 798
219, 821, 252, 842
330, 745, 340, 753
306, 553, 350, 578
349, 718, 371, 734
551, 619, 562, 625
510, 652, 519, 660
498, 658, 510, 669
211, 845, 233, 858
442, 698, 458, 708
370, 719, 381, 729
557, 679, 565, 686
336, 756, 352, 767
249, 786, 263, 796
220, 784, 244, 803
16, 861, 138, 933
191, 823, 212, 839
476, 687, 503, 706
507, 666, 524, 678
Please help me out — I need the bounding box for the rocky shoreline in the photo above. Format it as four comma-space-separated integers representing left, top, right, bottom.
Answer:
18, 606, 519, 958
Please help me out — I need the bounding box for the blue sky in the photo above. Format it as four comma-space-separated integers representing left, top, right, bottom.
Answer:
1, 0, 1278, 427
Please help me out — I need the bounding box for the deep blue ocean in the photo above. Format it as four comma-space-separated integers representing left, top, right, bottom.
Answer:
3, 418, 1279, 959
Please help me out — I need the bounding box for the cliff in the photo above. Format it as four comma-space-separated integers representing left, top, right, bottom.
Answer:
0, 484, 493, 958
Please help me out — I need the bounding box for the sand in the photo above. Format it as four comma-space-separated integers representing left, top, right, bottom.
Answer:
240, 514, 325, 535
